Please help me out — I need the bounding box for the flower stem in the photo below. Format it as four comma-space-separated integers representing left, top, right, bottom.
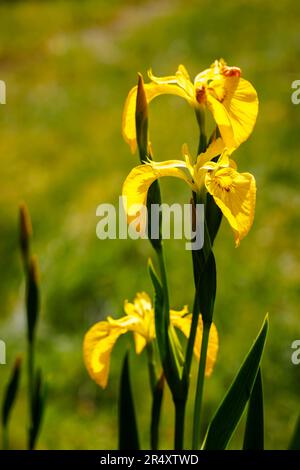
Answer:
147, 343, 164, 450
2, 425, 8, 450
147, 343, 157, 392
195, 106, 207, 154
156, 245, 186, 449
192, 320, 211, 449
174, 399, 186, 450
27, 340, 34, 449
183, 294, 200, 383
156, 245, 170, 320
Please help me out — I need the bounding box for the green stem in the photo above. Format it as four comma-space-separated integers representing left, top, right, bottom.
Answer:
184, 192, 211, 382
183, 295, 200, 384
2, 425, 8, 450
147, 343, 157, 393
147, 343, 163, 450
27, 340, 34, 449
156, 246, 186, 449
156, 246, 170, 321
192, 321, 211, 449
195, 106, 207, 155
174, 399, 186, 450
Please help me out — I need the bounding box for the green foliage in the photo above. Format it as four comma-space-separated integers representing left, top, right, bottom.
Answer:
243, 368, 264, 450
118, 352, 140, 450
1, 356, 22, 448
289, 414, 300, 450
203, 317, 268, 450
29, 369, 46, 450
0, 0, 299, 449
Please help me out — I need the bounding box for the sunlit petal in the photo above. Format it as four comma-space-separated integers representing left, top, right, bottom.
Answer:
222, 77, 259, 148
206, 95, 236, 149
122, 162, 195, 222
83, 321, 126, 389
170, 310, 219, 376
205, 166, 256, 246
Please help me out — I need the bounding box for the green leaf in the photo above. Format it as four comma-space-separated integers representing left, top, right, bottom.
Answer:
151, 373, 164, 450
243, 368, 264, 450
148, 259, 182, 395
2, 356, 22, 428
118, 352, 140, 450
202, 315, 269, 450
289, 414, 300, 450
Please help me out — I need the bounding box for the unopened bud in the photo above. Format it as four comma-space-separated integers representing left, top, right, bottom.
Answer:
19, 202, 32, 263
26, 255, 40, 344
136, 73, 149, 163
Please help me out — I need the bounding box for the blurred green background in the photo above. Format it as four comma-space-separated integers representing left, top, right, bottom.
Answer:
0, 0, 300, 450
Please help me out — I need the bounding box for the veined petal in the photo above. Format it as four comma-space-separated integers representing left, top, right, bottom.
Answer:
122, 82, 191, 153
83, 321, 127, 389
206, 94, 236, 149
222, 77, 259, 148
122, 162, 195, 221
170, 310, 219, 376
205, 166, 256, 246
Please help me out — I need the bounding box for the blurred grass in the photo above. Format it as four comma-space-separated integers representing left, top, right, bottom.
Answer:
0, 0, 300, 449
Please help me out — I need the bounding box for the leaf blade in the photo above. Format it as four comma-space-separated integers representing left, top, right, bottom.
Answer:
289, 414, 300, 450
2, 356, 22, 428
243, 367, 264, 450
202, 315, 269, 450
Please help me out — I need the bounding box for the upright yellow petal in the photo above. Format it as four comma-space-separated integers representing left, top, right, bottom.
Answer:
122, 82, 190, 153
122, 162, 194, 222
205, 166, 256, 246
83, 321, 126, 389
170, 310, 219, 376
148, 65, 195, 99
195, 138, 225, 169
123, 292, 155, 352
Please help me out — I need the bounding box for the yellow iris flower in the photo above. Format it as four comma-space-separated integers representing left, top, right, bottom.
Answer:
122, 139, 256, 246
122, 59, 258, 153
83, 292, 218, 388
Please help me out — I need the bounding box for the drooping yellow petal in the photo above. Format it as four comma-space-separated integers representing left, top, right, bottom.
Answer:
133, 332, 147, 355
222, 77, 259, 148
170, 310, 219, 376
206, 95, 236, 150
122, 162, 194, 222
205, 166, 256, 246
83, 291, 156, 388
194, 60, 259, 149
83, 321, 126, 389
122, 82, 190, 153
